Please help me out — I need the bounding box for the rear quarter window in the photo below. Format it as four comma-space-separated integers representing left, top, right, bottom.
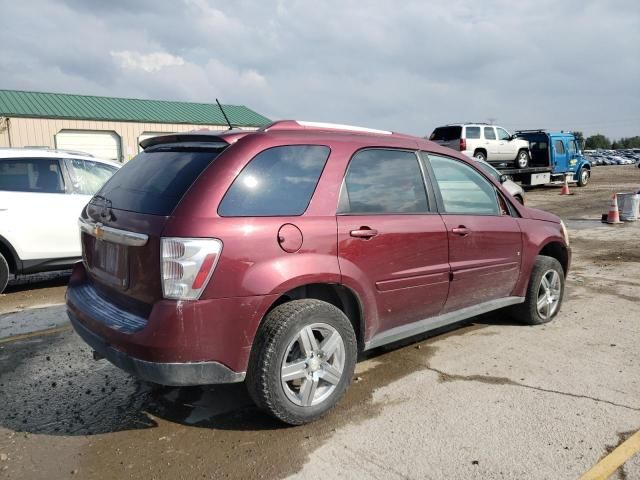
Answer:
218, 145, 330, 217
465, 126, 481, 139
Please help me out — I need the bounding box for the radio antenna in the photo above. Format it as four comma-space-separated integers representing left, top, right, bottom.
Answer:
216, 98, 234, 130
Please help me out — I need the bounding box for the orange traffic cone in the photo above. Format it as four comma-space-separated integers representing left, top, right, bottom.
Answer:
606, 194, 622, 224
560, 176, 572, 195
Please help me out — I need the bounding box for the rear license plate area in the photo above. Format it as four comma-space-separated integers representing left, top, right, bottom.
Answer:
92, 240, 129, 289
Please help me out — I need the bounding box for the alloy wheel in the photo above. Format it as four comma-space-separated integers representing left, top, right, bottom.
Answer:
536, 270, 562, 321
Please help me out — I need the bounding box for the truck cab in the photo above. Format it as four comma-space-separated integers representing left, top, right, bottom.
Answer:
501, 130, 591, 187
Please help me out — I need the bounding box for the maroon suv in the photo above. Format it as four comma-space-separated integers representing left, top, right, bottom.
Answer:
67, 121, 570, 425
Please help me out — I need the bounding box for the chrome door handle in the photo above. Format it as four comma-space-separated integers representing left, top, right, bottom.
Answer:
452, 226, 470, 236
350, 228, 378, 239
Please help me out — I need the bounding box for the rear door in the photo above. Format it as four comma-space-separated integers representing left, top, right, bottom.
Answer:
337, 149, 449, 336
551, 137, 568, 174
80, 144, 226, 306
483, 127, 500, 161
424, 153, 522, 313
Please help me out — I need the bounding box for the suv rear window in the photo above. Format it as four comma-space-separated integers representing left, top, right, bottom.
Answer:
94, 145, 224, 215
430, 126, 462, 141
218, 145, 330, 217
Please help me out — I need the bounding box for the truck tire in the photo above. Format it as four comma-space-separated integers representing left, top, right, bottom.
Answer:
511, 255, 564, 325
474, 150, 487, 162
246, 299, 357, 425
577, 168, 590, 187
0, 253, 9, 294
515, 150, 530, 169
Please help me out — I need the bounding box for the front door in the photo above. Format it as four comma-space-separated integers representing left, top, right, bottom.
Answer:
336, 149, 450, 338
496, 127, 517, 161
551, 138, 568, 174
425, 153, 522, 313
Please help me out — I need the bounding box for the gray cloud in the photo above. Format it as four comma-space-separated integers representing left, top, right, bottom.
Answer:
0, 0, 638, 138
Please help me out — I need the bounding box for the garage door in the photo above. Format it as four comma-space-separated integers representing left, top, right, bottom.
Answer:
138, 132, 173, 152
56, 130, 121, 162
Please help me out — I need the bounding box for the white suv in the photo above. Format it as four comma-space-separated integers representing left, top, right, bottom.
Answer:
0, 148, 120, 292
429, 123, 531, 169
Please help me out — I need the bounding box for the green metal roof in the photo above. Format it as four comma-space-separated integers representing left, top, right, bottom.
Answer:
0, 89, 271, 127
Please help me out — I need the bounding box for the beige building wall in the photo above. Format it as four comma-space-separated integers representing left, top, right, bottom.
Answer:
0, 117, 253, 162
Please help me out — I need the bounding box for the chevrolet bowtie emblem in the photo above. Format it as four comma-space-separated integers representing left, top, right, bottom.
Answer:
94, 223, 105, 240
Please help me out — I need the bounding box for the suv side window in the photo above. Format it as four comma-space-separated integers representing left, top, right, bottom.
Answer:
66, 159, 118, 195
484, 127, 497, 140
218, 145, 330, 217
554, 140, 565, 154
496, 128, 510, 140
338, 149, 428, 214
465, 126, 481, 139
427, 154, 500, 215
0, 158, 65, 193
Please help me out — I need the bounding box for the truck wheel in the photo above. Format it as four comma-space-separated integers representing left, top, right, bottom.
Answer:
474, 151, 487, 162
246, 299, 357, 425
577, 168, 590, 187
0, 253, 9, 294
511, 255, 564, 325
515, 150, 530, 169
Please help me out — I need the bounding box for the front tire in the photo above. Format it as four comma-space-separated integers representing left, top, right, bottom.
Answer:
515, 150, 530, 169
577, 168, 590, 187
246, 299, 357, 425
512, 255, 565, 325
0, 253, 9, 294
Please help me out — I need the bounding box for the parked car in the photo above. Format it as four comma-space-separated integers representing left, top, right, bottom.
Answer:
429, 123, 531, 168
474, 159, 525, 204
0, 148, 120, 292
67, 121, 570, 425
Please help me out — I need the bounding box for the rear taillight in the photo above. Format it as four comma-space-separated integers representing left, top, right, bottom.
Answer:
460, 138, 467, 151
161, 238, 223, 300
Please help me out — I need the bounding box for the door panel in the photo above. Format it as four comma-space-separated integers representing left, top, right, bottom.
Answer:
338, 215, 450, 333
496, 127, 517, 160
440, 215, 522, 312
551, 138, 568, 174
336, 148, 450, 339
483, 127, 500, 161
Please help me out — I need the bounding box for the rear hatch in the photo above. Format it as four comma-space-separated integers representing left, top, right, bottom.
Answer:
79, 140, 228, 315
429, 126, 462, 150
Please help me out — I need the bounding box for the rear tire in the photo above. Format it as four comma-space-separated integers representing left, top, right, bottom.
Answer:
577, 168, 590, 187
0, 253, 9, 294
246, 299, 357, 425
511, 255, 564, 325
474, 151, 487, 162
515, 150, 530, 169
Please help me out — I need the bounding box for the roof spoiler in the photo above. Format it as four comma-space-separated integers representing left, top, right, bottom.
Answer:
139, 129, 248, 150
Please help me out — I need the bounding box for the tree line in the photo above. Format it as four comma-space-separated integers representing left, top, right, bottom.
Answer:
572, 132, 640, 150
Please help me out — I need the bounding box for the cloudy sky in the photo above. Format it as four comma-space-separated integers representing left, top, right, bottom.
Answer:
0, 0, 638, 138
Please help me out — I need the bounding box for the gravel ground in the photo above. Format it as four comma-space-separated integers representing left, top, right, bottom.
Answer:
0, 165, 638, 479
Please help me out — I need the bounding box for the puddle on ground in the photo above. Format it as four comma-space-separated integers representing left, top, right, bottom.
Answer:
0, 321, 489, 479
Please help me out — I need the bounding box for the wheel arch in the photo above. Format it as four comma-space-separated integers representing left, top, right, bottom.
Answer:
0, 234, 19, 274
265, 283, 365, 351
538, 241, 569, 277
473, 147, 487, 157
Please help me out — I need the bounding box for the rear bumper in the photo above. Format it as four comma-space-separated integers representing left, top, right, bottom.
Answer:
66, 263, 279, 383
69, 311, 245, 386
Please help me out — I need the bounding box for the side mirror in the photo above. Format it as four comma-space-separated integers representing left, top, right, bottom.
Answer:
499, 174, 508, 183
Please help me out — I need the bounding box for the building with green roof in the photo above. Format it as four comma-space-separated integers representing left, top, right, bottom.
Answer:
0, 89, 271, 161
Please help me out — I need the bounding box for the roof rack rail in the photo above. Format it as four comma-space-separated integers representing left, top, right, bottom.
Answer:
514, 129, 547, 133
46, 148, 95, 157
262, 120, 392, 135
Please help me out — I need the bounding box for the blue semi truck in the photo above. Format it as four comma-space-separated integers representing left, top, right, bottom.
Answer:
495, 130, 592, 187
